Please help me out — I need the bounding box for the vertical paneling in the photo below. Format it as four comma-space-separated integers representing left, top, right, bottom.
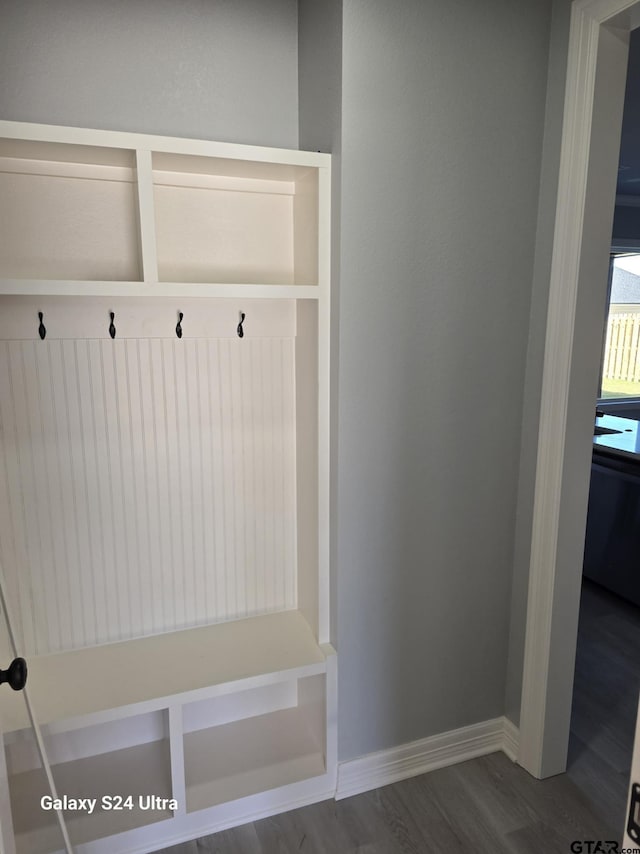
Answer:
0, 337, 297, 655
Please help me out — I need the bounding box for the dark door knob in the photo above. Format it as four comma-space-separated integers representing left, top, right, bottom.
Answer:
0, 658, 27, 691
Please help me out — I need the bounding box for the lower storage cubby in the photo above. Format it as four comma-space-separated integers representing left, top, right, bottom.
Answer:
5, 712, 174, 854
183, 674, 327, 813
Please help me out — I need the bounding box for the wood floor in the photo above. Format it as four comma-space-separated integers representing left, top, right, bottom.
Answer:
160, 580, 640, 853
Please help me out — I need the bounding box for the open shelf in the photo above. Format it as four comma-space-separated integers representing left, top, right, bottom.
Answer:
183, 691, 326, 813
0, 139, 141, 282
0, 611, 326, 733
8, 738, 172, 853
152, 152, 319, 286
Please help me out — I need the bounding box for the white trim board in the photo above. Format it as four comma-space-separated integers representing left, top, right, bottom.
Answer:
502, 717, 519, 763
335, 717, 519, 801
519, 0, 638, 780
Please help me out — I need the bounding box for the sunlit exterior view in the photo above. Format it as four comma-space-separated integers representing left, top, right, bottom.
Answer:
601, 254, 640, 398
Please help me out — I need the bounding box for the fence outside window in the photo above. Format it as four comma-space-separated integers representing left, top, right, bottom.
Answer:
601, 304, 640, 397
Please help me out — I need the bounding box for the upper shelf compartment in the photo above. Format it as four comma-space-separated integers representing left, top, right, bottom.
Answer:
152, 152, 319, 286
0, 138, 141, 282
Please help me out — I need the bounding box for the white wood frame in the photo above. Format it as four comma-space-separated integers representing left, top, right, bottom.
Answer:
0, 121, 335, 852
0, 120, 329, 296
519, 0, 640, 778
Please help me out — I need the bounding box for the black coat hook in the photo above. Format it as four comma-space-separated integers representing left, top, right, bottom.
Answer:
237, 311, 245, 339
38, 312, 46, 340
109, 311, 116, 339
176, 312, 183, 339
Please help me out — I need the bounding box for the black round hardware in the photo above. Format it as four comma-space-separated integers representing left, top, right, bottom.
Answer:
176, 312, 183, 339
109, 312, 116, 339
38, 312, 46, 340
0, 657, 27, 691
237, 312, 245, 338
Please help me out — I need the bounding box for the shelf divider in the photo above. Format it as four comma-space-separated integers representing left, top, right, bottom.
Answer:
168, 706, 187, 818
135, 149, 159, 284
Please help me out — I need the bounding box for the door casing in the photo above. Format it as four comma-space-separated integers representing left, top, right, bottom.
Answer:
519, 0, 640, 779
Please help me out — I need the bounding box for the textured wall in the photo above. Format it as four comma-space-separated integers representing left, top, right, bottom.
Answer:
336, 0, 552, 759
0, 0, 299, 148
297, 0, 343, 651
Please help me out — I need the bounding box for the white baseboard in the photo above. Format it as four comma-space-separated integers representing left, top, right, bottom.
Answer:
335, 715, 520, 800
502, 716, 519, 762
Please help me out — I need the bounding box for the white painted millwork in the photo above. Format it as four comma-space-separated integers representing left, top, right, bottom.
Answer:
335, 717, 519, 801
519, 0, 638, 779
0, 121, 334, 853
0, 334, 298, 655
0, 121, 326, 295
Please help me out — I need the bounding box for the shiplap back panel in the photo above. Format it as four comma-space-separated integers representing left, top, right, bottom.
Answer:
0, 336, 297, 655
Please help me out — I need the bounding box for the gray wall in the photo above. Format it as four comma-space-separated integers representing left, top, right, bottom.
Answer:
1, 0, 561, 763
298, 0, 342, 156
336, 0, 552, 759
297, 0, 343, 651
0, 0, 299, 148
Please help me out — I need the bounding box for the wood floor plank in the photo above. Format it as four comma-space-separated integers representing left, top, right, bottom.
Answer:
253, 798, 371, 854
504, 820, 581, 854
566, 730, 629, 830
377, 775, 472, 854
250, 812, 307, 854
401, 762, 517, 854
193, 823, 263, 853
157, 842, 199, 854
482, 751, 617, 844
443, 754, 537, 836
356, 781, 457, 854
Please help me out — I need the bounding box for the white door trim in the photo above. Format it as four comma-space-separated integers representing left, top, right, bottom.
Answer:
519, 0, 637, 778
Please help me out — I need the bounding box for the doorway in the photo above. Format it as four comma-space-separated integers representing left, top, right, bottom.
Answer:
519, 0, 640, 781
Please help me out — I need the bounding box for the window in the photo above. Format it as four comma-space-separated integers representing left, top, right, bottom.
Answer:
599, 253, 640, 399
